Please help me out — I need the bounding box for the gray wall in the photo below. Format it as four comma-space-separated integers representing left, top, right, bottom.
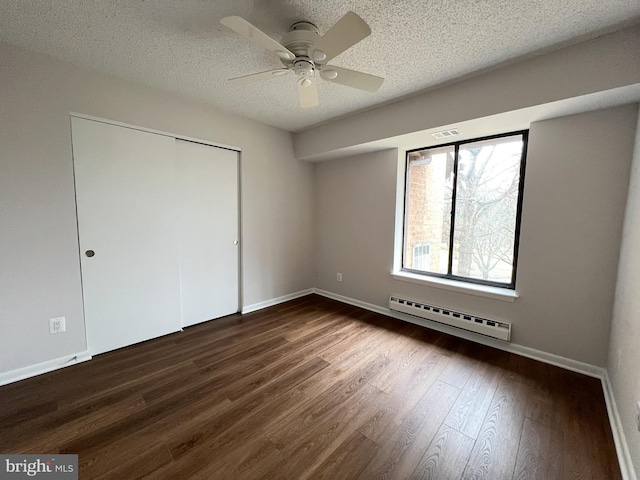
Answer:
609, 112, 640, 475
0, 42, 315, 374
314, 105, 638, 367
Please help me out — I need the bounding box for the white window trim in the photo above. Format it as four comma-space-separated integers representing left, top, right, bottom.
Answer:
391, 270, 518, 302
392, 149, 518, 303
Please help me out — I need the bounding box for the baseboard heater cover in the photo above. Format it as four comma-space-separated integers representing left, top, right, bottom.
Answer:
389, 296, 511, 341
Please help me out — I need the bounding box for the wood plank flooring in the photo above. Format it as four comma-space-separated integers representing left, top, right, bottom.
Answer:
0, 294, 621, 479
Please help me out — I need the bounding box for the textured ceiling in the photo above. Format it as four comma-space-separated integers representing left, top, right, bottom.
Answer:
1, 1, 639, 132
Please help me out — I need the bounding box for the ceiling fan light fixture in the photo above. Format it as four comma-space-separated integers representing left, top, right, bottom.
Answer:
275, 50, 294, 60
312, 50, 327, 62
323, 69, 338, 79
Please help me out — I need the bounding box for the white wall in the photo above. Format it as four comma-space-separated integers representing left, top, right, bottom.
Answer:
0, 42, 315, 374
609, 111, 640, 476
314, 105, 638, 367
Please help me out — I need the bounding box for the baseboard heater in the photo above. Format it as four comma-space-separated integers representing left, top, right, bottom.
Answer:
389, 296, 511, 341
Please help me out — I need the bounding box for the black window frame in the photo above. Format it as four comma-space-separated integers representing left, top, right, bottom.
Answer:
402, 130, 528, 289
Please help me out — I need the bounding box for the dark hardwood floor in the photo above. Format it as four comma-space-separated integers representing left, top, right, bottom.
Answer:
0, 294, 621, 479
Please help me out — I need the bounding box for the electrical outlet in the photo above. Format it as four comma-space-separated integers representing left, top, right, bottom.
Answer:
49, 317, 66, 334
635, 401, 640, 432
337, 272, 343, 282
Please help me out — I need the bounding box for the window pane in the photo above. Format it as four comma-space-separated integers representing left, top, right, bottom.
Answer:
452, 135, 523, 283
403, 146, 454, 274
412, 242, 432, 270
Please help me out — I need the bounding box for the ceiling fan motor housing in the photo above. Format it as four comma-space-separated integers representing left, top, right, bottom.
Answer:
281, 21, 323, 77
294, 57, 315, 78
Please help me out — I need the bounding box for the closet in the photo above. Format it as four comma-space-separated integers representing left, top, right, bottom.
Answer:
71, 116, 239, 355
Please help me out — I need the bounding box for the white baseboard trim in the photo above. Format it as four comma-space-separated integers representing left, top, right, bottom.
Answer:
241, 288, 315, 314
313, 288, 602, 377
602, 371, 637, 480
0, 351, 92, 387
313, 288, 634, 479
0, 287, 316, 386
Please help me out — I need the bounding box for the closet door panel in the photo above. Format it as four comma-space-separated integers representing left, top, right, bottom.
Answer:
72, 117, 181, 355
176, 139, 239, 327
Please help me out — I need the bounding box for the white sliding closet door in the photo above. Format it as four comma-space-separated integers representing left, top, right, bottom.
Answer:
176, 140, 239, 327
72, 117, 182, 355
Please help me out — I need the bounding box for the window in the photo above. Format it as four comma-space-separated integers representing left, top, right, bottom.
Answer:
402, 131, 527, 289
412, 242, 432, 271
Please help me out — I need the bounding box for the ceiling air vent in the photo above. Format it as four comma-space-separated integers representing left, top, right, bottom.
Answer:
431, 129, 460, 139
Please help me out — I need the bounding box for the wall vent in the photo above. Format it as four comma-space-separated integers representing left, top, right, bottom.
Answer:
431, 128, 460, 139
389, 296, 511, 341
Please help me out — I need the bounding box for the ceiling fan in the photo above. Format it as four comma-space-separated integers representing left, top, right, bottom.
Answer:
220, 12, 384, 108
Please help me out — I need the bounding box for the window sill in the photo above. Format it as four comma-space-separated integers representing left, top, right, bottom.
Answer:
391, 270, 518, 303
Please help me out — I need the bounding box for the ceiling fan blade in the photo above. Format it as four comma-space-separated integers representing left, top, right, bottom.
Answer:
309, 12, 371, 64
220, 16, 295, 61
229, 69, 290, 85
320, 66, 384, 92
297, 77, 319, 108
